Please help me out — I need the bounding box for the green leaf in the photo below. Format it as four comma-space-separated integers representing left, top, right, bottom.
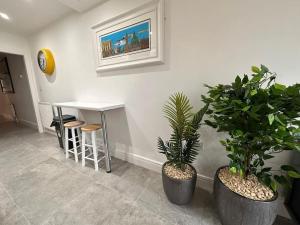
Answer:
242, 75, 249, 84
267, 103, 274, 110
251, 74, 263, 83
227, 154, 235, 160
233, 130, 243, 136
260, 65, 269, 73
253, 159, 259, 167
268, 114, 275, 125
261, 167, 272, 172
295, 144, 300, 151
230, 146, 235, 152
281, 165, 297, 172
235, 76, 241, 85
251, 66, 260, 74
246, 111, 260, 120
205, 120, 217, 128
274, 83, 286, 91
261, 175, 271, 186
271, 180, 277, 191
274, 175, 291, 188
239, 169, 244, 177
229, 167, 237, 174
263, 155, 274, 160
242, 106, 251, 112
288, 171, 300, 178
220, 140, 227, 146
286, 86, 299, 96
275, 115, 285, 126
250, 89, 257, 96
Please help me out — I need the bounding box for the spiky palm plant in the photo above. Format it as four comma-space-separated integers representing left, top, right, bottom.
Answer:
158, 93, 208, 170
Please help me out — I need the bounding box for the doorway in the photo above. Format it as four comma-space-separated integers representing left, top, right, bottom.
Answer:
0, 52, 37, 129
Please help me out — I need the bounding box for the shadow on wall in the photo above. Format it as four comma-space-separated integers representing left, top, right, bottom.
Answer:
78, 107, 132, 155
194, 126, 228, 178
96, 61, 170, 78
45, 68, 57, 83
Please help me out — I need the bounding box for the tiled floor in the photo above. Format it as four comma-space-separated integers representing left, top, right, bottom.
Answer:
0, 122, 296, 225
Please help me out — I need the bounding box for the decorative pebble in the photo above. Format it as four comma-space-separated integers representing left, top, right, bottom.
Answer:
164, 163, 194, 180
218, 167, 275, 201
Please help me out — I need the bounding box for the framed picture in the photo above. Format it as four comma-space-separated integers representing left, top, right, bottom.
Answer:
92, 0, 164, 71
0, 57, 14, 94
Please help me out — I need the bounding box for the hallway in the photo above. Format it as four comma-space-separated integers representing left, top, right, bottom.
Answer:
0, 123, 221, 225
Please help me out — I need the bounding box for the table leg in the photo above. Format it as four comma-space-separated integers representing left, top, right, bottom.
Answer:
57, 106, 65, 149
100, 111, 111, 173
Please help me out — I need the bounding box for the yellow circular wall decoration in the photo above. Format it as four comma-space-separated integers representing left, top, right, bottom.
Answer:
37, 49, 55, 75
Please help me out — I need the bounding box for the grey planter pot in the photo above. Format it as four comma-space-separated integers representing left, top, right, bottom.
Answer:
214, 166, 279, 225
162, 162, 197, 205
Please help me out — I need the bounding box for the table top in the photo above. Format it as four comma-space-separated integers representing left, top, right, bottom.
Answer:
52, 101, 125, 111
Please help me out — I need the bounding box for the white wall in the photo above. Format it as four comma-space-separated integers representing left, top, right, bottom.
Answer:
0, 31, 43, 131
28, 0, 300, 179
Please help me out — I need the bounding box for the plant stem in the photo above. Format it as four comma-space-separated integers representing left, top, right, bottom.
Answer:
244, 152, 251, 178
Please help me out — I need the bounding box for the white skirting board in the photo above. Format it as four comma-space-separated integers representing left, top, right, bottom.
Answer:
44, 127, 56, 136
110, 148, 214, 192
19, 119, 38, 129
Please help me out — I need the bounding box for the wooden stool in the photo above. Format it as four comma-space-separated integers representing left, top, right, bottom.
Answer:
64, 120, 85, 162
81, 124, 105, 171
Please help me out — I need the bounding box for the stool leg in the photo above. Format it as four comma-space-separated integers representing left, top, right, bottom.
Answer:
77, 128, 81, 156
72, 128, 79, 163
65, 127, 69, 159
92, 131, 98, 171
77, 128, 81, 146
82, 131, 86, 167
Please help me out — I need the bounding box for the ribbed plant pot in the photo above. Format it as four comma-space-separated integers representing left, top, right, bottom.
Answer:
214, 166, 279, 225
162, 162, 197, 205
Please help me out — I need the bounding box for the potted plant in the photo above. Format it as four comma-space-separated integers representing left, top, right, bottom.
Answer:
158, 93, 208, 205
202, 65, 300, 225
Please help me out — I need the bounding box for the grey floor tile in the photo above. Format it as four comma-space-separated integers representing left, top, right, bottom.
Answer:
137, 172, 188, 224
179, 188, 221, 225
0, 143, 50, 184
42, 184, 133, 225
0, 183, 30, 225
105, 164, 155, 201
23, 132, 59, 149
4, 158, 91, 225
107, 202, 177, 225
61, 156, 153, 202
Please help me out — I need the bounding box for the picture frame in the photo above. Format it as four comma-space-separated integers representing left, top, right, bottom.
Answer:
0, 57, 14, 94
91, 0, 164, 71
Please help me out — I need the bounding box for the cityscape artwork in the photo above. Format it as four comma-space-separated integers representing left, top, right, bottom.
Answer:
100, 20, 151, 59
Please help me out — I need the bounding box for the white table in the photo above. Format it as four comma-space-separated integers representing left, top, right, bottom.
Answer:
52, 101, 125, 172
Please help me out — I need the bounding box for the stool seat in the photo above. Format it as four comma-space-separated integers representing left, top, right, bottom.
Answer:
64, 120, 84, 128
64, 120, 84, 163
81, 123, 106, 171
81, 124, 102, 132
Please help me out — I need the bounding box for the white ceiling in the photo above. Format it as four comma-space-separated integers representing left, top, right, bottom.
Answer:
58, 0, 107, 12
0, 0, 107, 35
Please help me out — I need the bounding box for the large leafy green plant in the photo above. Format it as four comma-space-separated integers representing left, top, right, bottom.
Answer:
202, 65, 300, 191
158, 93, 208, 170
